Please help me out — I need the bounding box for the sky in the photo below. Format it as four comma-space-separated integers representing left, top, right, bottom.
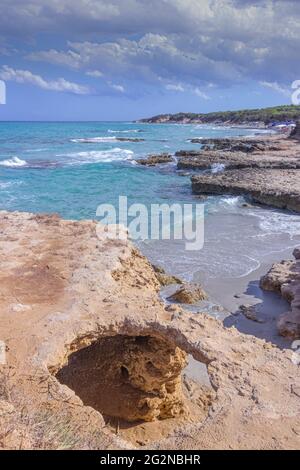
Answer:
0, 0, 299, 121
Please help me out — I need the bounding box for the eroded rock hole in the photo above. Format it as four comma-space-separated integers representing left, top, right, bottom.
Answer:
55, 334, 214, 445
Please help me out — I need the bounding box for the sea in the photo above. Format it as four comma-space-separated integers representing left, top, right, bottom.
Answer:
0, 121, 300, 289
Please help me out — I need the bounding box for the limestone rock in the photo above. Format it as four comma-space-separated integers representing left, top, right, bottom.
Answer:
260, 249, 300, 339
167, 283, 207, 304
191, 169, 300, 212
152, 265, 183, 286
57, 335, 187, 422
136, 153, 173, 166
239, 305, 265, 323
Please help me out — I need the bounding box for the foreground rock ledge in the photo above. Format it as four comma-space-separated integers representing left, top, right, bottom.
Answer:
0, 211, 299, 450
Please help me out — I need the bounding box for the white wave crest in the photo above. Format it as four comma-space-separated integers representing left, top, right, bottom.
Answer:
71, 136, 117, 143
108, 129, 142, 134
211, 162, 225, 173
59, 147, 134, 164
0, 157, 27, 167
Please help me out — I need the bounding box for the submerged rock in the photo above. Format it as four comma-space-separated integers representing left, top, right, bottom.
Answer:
116, 137, 145, 142
136, 153, 173, 166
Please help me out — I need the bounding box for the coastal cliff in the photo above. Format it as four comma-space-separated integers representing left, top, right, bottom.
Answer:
139, 105, 300, 126
0, 211, 299, 450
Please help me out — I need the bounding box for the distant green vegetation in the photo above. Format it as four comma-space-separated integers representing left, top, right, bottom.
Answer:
140, 105, 300, 124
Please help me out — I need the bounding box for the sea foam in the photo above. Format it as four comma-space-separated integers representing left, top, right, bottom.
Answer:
0, 157, 27, 167
70, 136, 118, 143
59, 147, 134, 164
211, 162, 225, 173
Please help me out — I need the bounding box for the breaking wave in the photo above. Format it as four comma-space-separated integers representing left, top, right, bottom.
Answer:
211, 162, 225, 173
70, 136, 118, 143
58, 147, 134, 164
0, 157, 27, 167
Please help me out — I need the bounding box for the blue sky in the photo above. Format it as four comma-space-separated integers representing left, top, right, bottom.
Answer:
0, 0, 298, 121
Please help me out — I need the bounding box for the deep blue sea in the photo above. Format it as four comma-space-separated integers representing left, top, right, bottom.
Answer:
0, 121, 299, 285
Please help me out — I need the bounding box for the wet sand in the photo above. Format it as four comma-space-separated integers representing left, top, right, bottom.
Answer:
203, 246, 294, 349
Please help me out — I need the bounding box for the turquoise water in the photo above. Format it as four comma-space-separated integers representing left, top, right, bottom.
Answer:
0, 121, 255, 217
0, 121, 299, 281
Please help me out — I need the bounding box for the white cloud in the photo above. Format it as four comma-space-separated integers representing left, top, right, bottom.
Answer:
165, 82, 210, 99
86, 70, 103, 77
2, 1, 300, 89
165, 83, 185, 92
108, 82, 125, 93
259, 81, 290, 97
28, 48, 83, 69
0, 65, 90, 95
193, 87, 210, 99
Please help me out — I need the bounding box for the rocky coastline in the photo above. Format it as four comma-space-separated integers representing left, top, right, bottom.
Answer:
137, 130, 300, 213
134, 128, 300, 342
1, 119, 300, 451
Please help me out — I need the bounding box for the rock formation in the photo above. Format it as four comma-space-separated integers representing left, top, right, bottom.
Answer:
176, 135, 300, 171
167, 283, 207, 304
177, 150, 300, 171
152, 265, 183, 286
136, 153, 173, 166
191, 169, 300, 212
57, 335, 187, 422
260, 248, 300, 339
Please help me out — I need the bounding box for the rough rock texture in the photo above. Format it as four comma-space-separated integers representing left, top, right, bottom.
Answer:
167, 283, 208, 304
57, 335, 187, 422
191, 169, 300, 212
188, 137, 281, 152
260, 248, 300, 339
136, 153, 173, 166
0, 211, 299, 450
177, 150, 300, 171
176, 136, 300, 171
152, 265, 183, 286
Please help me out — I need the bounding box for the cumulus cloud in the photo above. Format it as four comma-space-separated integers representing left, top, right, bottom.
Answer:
0, 65, 90, 95
28, 34, 241, 87
1, 1, 300, 95
108, 82, 125, 93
